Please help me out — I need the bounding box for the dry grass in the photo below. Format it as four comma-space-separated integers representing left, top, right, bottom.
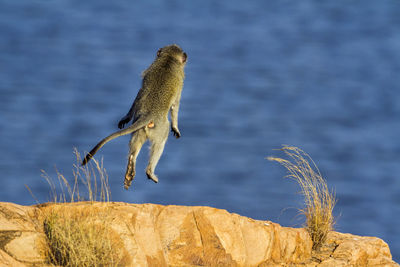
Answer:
41, 148, 110, 203
267, 145, 336, 250
39, 148, 128, 266
43, 206, 127, 267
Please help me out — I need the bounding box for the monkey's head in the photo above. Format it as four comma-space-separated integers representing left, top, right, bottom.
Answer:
157, 44, 187, 65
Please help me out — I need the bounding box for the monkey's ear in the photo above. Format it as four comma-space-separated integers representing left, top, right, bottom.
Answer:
182, 52, 187, 63
157, 48, 162, 57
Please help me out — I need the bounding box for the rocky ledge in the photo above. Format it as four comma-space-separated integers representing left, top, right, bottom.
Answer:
0, 202, 397, 266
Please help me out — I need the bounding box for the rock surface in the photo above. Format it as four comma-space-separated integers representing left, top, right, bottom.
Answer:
0, 201, 397, 266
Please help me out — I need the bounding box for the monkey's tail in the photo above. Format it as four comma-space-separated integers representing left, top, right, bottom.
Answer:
81, 116, 151, 165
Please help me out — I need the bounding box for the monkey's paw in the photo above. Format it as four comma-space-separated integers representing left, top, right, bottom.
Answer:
146, 170, 159, 183
124, 177, 133, 190
124, 183, 130, 190
171, 127, 181, 138
118, 116, 130, 129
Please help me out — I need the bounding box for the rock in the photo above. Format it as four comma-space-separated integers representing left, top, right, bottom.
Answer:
0, 202, 37, 232
313, 232, 396, 266
0, 249, 27, 267
0, 202, 397, 266
4, 232, 45, 263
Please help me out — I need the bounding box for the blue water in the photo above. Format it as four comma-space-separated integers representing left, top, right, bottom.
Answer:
1, 1, 399, 261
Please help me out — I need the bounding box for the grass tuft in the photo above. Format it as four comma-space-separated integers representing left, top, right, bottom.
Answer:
41, 148, 110, 203
39, 148, 128, 266
43, 206, 127, 266
267, 145, 336, 250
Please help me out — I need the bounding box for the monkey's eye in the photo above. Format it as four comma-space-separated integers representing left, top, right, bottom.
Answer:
157, 49, 162, 57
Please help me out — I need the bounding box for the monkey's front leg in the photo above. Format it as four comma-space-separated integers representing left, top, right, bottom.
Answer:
170, 103, 181, 138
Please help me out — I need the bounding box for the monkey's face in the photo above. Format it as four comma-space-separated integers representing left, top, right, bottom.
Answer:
157, 44, 187, 65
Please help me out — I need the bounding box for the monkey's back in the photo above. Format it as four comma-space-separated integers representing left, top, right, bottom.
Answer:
133, 58, 184, 120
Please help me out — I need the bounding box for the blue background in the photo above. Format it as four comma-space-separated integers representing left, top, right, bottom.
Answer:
0, 1, 399, 261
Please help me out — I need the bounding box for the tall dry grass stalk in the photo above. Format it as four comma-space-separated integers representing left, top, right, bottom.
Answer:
41, 148, 110, 203
39, 148, 128, 266
267, 145, 336, 250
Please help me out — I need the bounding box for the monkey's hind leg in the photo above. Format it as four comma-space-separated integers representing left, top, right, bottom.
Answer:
124, 130, 147, 190
146, 121, 169, 183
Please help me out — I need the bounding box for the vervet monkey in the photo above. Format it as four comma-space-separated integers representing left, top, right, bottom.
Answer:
82, 44, 187, 189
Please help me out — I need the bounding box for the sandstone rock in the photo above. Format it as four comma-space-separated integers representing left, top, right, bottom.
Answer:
4, 232, 45, 263
0, 249, 27, 267
0, 202, 37, 232
0, 202, 397, 266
